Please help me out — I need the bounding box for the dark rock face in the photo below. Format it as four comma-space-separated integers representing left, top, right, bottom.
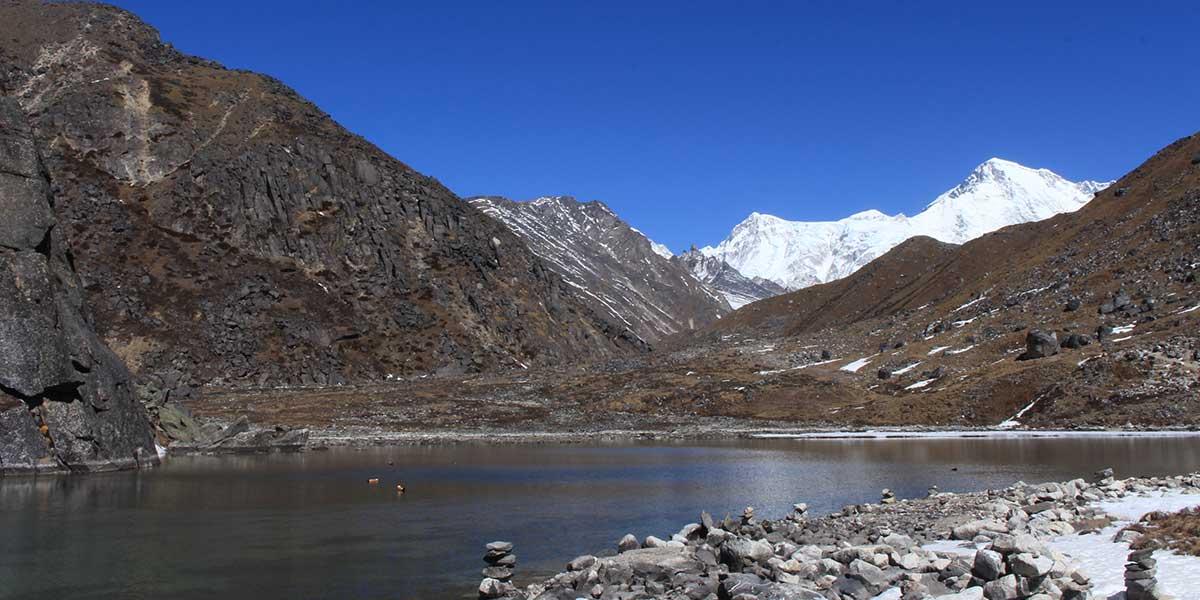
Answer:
0, 1, 643, 387
675, 247, 788, 309
470, 196, 730, 342
0, 97, 156, 474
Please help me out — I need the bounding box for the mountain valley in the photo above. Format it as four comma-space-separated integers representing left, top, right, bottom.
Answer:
0, 0, 1196, 470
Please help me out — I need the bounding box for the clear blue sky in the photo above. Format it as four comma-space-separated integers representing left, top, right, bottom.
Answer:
109, 1, 1199, 252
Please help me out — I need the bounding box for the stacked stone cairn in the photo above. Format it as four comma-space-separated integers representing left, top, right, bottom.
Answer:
479, 541, 518, 599
741, 506, 756, 526
1125, 544, 1170, 600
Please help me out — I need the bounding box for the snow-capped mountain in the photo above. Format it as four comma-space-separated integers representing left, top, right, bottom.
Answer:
701, 158, 1113, 290
673, 248, 787, 309
469, 196, 730, 342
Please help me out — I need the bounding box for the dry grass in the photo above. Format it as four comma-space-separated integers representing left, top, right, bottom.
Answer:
1129, 508, 1200, 556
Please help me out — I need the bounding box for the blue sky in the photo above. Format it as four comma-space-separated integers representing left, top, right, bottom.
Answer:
110, 1, 1199, 253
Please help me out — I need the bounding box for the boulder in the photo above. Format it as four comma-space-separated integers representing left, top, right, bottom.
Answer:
617, 534, 639, 553
953, 520, 1008, 540
991, 534, 1045, 556
1061, 333, 1091, 349
721, 537, 775, 569
982, 575, 1020, 600
972, 549, 1006, 581
478, 577, 515, 599
1018, 330, 1059, 361
847, 559, 889, 593
567, 555, 597, 571
1009, 553, 1053, 578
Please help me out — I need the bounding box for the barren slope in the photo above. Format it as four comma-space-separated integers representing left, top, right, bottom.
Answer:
0, 1, 644, 390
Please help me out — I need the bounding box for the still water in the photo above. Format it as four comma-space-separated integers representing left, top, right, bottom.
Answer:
3, 435, 1200, 599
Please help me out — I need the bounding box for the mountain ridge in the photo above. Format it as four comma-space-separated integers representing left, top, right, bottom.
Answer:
0, 0, 644, 390
469, 195, 730, 342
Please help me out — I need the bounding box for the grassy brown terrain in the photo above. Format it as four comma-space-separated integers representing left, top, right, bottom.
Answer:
187, 130, 1200, 436
1132, 508, 1200, 556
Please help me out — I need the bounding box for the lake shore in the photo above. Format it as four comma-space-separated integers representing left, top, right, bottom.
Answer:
494, 471, 1200, 600
303, 425, 1200, 449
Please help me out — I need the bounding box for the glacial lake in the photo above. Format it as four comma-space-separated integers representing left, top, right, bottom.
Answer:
3, 434, 1200, 599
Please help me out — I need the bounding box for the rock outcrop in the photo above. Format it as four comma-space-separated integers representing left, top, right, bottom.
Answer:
470, 196, 730, 342
674, 247, 787, 309
0, 1, 644, 389
0, 97, 156, 474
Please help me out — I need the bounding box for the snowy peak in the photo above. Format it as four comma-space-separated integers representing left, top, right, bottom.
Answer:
701, 159, 1113, 291
846, 209, 897, 221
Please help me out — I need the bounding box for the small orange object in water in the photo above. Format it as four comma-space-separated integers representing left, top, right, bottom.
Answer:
396, 483, 406, 493
367, 478, 380, 485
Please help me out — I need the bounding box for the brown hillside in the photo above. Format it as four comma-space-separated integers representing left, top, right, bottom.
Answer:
0, 1, 645, 391
192, 133, 1200, 434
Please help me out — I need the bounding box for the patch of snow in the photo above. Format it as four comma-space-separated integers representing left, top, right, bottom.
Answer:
1049, 492, 1200, 598
927, 345, 952, 355
1177, 304, 1199, 314
1017, 284, 1053, 296
946, 345, 976, 355
996, 389, 1053, 429
756, 358, 838, 375
1112, 335, 1133, 342
1112, 323, 1137, 334
922, 539, 982, 557
154, 443, 168, 460
649, 240, 674, 259
953, 296, 987, 313
905, 378, 936, 390
840, 355, 876, 373
892, 362, 922, 375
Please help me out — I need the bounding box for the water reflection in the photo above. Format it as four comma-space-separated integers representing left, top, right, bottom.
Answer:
2, 436, 1199, 599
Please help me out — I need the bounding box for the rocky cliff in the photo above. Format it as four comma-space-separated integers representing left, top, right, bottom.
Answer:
0, 97, 157, 474
673, 247, 787, 309
0, 1, 643, 390
469, 196, 729, 342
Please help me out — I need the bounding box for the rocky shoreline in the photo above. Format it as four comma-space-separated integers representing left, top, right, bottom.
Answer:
480, 471, 1200, 600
